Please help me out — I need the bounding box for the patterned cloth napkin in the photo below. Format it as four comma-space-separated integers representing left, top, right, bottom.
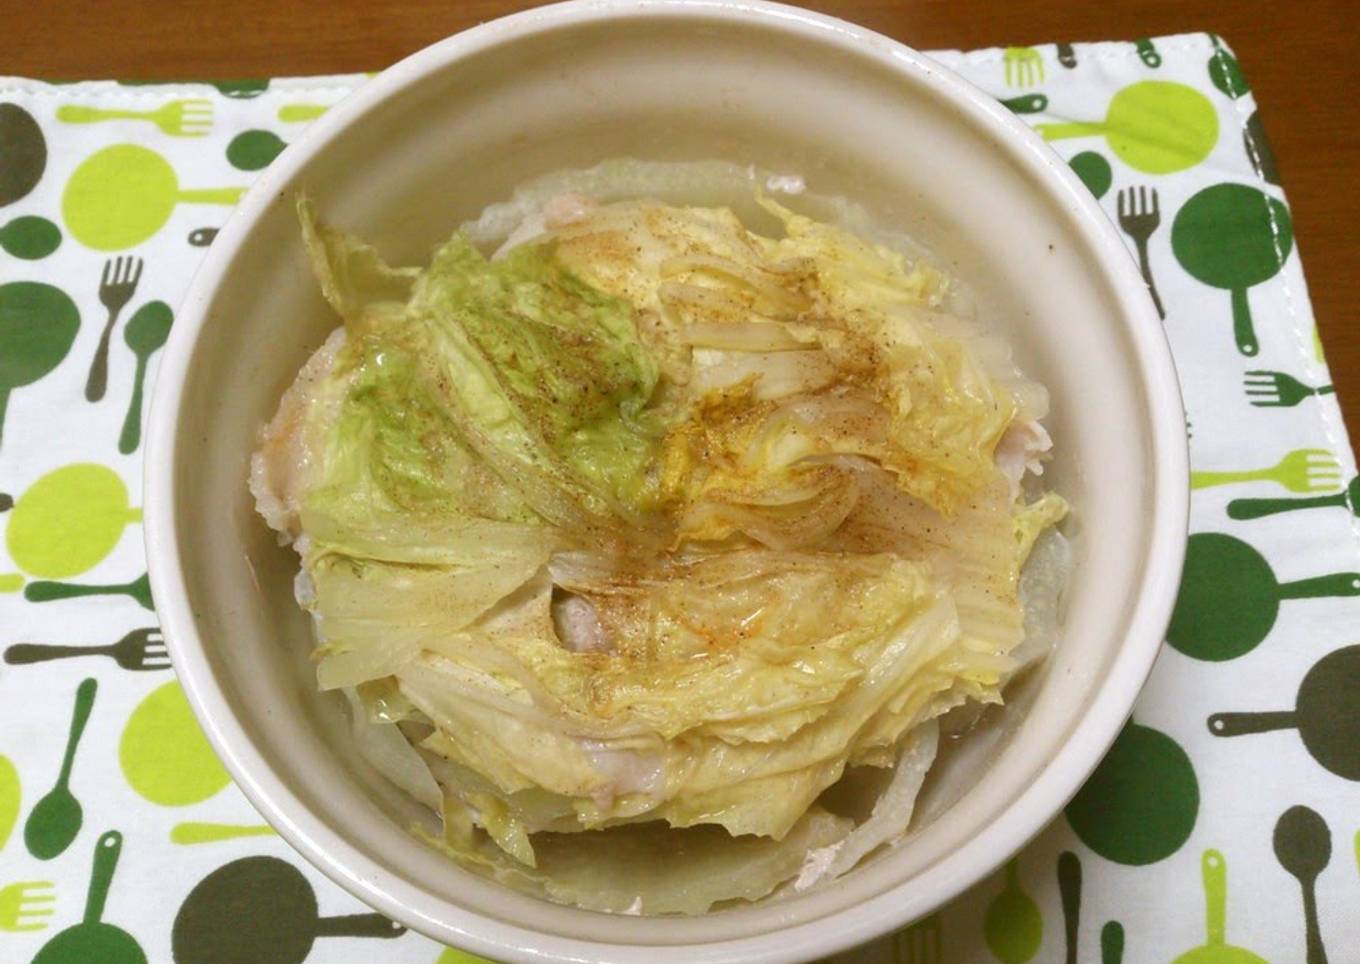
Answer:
0, 31, 1353, 964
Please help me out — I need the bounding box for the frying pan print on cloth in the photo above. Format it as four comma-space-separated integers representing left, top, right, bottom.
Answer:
1172, 183, 1293, 357
172, 856, 405, 964
1066, 722, 1198, 865
1169, 533, 1360, 662
1209, 644, 1360, 780
1170, 850, 1266, 964
1035, 81, 1218, 174
0, 103, 46, 207
31, 831, 146, 964
0, 282, 80, 453
62, 145, 243, 251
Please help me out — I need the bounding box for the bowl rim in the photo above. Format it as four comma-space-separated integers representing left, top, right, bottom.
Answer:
145, 1, 1189, 961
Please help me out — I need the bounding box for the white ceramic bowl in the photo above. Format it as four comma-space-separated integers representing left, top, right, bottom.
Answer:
146, 2, 1188, 961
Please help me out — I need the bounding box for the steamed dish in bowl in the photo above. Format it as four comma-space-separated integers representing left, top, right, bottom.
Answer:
249, 161, 1069, 915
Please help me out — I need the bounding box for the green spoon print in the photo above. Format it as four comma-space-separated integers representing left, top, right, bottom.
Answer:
120, 680, 230, 806
1058, 852, 1080, 964
0, 215, 61, 259
25, 571, 153, 610
187, 226, 218, 247
31, 831, 146, 964
1190, 449, 1341, 493
438, 948, 498, 964
226, 130, 287, 171
1209, 644, 1360, 781
1228, 476, 1360, 520
1056, 42, 1077, 68
1170, 850, 1267, 964
1244, 111, 1280, 186
62, 145, 245, 251
1066, 721, 1198, 865
984, 859, 1043, 963
1208, 35, 1249, 99
1172, 183, 1293, 357
24, 678, 96, 860
277, 103, 329, 122
170, 822, 276, 845
0, 281, 80, 451
1068, 152, 1112, 199
118, 301, 172, 454
1169, 533, 1360, 661
1035, 81, 1218, 175
172, 856, 405, 964
0, 754, 19, 851
0, 103, 46, 206
1102, 922, 1125, 964
1273, 805, 1330, 964
3, 463, 140, 584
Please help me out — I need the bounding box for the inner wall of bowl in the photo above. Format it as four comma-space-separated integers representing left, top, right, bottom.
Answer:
174, 9, 1150, 948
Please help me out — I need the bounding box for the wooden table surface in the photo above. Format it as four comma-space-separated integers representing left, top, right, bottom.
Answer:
9, 0, 1357, 431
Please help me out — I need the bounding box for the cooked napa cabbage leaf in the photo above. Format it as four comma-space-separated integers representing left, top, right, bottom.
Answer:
341, 687, 442, 812
548, 195, 1042, 517
388, 551, 986, 846
292, 198, 673, 547
421, 795, 854, 915
789, 719, 940, 892
251, 175, 1069, 915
